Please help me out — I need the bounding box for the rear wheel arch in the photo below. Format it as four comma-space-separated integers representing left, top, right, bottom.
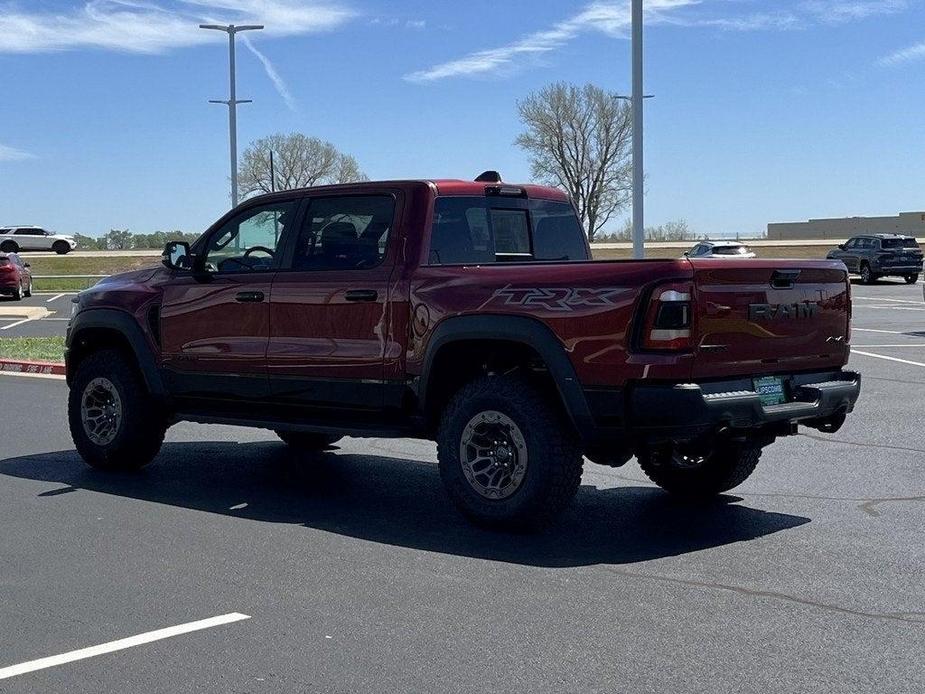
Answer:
417, 315, 594, 440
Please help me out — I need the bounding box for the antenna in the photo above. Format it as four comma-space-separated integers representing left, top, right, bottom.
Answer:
475, 170, 502, 183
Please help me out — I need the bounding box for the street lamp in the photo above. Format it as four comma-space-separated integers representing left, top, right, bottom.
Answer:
200, 23, 264, 208
631, 0, 644, 259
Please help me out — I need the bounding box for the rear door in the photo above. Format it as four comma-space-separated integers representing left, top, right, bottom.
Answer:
266, 192, 403, 409
690, 260, 850, 379
14, 229, 46, 251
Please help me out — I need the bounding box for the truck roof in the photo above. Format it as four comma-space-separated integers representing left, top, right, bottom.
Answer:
248, 179, 570, 203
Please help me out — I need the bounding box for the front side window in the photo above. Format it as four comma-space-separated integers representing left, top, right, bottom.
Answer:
429, 197, 588, 265
290, 195, 395, 271
203, 201, 297, 273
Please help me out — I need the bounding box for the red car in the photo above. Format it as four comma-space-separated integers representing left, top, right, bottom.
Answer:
65, 175, 860, 529
0, 252, 33, 300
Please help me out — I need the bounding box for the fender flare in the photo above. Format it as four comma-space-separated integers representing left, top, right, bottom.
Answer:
418, 314, 595, 441
66, 308, 166, 396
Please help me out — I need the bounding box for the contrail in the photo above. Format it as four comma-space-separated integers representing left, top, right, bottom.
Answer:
241, 34, 296, 112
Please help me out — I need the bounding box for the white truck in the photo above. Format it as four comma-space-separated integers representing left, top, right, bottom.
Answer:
0, 226, 77, 254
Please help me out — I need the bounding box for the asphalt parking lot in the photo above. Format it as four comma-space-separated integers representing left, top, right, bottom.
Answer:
0, 280, 923, 693
0, 292, 75, 338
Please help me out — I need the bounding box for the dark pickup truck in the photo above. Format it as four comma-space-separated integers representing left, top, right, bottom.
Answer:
66, 176, 861, 529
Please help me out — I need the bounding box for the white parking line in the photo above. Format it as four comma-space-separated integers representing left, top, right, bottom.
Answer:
45, 293, 66, 303
853, 328, 907, 334
0, 371, 65, 381
0, 613, 251, 681
0, 317, 35, 331
852, 350, 925, 368
852, 297, 922, 305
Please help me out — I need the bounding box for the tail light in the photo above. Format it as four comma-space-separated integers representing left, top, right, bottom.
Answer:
640, 282, 693, 350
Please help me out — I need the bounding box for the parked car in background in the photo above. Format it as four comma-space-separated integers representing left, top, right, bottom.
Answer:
685, 241, 756, 259
826, 234, 923, 284
0, 252, 33, 300
0, 226, 76, 254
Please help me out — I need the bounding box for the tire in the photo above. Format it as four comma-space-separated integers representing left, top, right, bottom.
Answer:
436, 375, 583, 530
11, 282, 22, 301
275, 430, 341, 451
23, 278, 32, 297
0, 240, 17, 253
904, 274, 919, 285
68, 349, 166, 471
859, 263, 875, 284
637, 442, 762, 499
53, 241, 70, 255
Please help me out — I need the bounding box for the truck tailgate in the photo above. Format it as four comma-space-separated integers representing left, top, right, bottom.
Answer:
690, 259, 850, 379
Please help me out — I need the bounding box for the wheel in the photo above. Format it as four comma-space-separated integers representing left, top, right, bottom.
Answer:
68, 349, 166, 471
23, 279, 32, 297
11, 282, 22, 301
275, 430, 341, 451
904, 274, 919, 285
52, 241, 70, 255
436, 375, 583, 530
637, 442, 762, 499
859, 263, 875, 284
0, 240, 17, 253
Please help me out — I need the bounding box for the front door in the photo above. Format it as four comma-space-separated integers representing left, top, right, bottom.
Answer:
268, 192, 403, 410
159, 199, 301, 400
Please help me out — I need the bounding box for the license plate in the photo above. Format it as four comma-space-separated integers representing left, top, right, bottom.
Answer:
754, 376, 786, 406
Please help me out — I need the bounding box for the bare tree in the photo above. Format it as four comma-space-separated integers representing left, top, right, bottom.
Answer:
238, 133, 368, 197
516, 83, 633, 241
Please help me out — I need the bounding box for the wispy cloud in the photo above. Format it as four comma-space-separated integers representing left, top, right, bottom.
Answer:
0, 144, 35, 162
405, 0, 699, 83
241, 34, 296, 111
406, 0, 915, 82
0, 1, 355, 54
802, 0, 908, 23
879, 40, 925, 65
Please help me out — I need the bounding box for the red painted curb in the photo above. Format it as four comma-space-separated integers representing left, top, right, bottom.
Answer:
0, 359, 66, 376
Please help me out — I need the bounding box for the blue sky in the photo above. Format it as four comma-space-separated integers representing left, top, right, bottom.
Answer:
1, 0, 924, 237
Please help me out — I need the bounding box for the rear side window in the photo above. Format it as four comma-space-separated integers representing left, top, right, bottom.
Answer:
713, 245, 748, 256
291, 195, 395, 271
429, 197, 587, 264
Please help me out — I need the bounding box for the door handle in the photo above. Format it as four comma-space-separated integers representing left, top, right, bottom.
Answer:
345, 289, 378, 302
235, 291, 265, 303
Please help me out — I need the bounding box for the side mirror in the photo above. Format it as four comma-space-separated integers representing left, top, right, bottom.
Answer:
837, 244, 845, 250
23, 262, 30, 268
162, 241, 192, 271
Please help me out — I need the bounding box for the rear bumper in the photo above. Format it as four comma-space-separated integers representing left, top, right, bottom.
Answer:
873, 264, 922, 273
627, 370, 860, 441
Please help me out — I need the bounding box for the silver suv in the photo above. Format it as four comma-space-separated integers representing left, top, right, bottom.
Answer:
0, 226, 76, 254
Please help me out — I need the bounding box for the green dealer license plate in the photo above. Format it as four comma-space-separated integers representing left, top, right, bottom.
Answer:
754, 376, 786, 406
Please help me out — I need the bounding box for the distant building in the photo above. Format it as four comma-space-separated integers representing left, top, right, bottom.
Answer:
768, 211, 925, 240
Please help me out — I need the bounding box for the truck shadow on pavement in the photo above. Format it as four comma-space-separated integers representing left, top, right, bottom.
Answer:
0, 441, 810, 568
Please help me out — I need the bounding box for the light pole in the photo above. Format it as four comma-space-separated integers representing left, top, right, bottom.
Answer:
200, 23, 264, 208
631, 0, 644, 259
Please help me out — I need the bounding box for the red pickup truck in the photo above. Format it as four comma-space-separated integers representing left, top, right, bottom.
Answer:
66, 176, 860, 529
